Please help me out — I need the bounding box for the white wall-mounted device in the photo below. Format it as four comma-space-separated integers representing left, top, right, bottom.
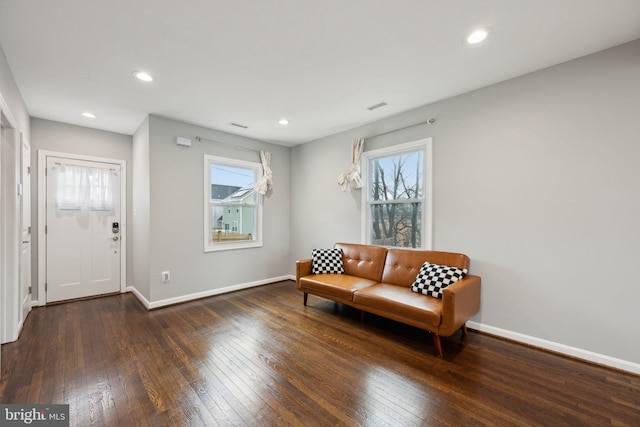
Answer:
176, 137, 192, 147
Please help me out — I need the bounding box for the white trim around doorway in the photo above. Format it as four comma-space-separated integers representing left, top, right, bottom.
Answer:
37, 150, 127, 306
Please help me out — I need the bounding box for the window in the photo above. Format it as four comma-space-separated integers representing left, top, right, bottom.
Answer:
56, 165, 114, 210
362, 138, 432, 249
204, 155, 262, 251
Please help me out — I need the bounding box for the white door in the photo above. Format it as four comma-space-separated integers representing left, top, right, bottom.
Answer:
46, 156, 121, 303
19, 136, 31, 322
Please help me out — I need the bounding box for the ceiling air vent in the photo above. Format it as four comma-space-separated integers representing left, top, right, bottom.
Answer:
367, 102, 388, 111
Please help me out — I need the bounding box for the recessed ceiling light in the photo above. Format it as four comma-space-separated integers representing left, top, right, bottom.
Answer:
132, 71, 154, 82
278, 118, 290, 125
82, 112, 96, 118
466, 28, 490, 45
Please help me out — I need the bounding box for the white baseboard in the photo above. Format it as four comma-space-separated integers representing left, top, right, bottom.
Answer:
127, 275, 293, 310
30, 276, 297, 311
127, 286, 152, 309
467, 321, 640, 375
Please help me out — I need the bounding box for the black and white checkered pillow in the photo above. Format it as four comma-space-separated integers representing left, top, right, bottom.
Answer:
311, 248, 345, 274
410, 262, 468, 299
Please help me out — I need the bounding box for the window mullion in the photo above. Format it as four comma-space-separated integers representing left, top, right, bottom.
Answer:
368, 198, 424, 205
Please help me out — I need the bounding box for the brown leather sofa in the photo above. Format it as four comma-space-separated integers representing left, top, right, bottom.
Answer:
296, 242, 481, 357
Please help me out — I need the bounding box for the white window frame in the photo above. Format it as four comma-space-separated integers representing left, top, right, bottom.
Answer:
204, 154, 263, 252
361, 138, 433, 249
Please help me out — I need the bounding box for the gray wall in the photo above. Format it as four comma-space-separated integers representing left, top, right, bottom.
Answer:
132, 117, 151, 300
291, 40, 640, 365
131, 115, 291, 303
30, 118, 134, 299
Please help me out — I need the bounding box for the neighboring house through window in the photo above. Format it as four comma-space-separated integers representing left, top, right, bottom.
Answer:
361, 138, 432, 249
204, 155, 263, 251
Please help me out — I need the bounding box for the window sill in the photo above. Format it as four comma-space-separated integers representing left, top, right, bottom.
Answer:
204, 241, 263, 252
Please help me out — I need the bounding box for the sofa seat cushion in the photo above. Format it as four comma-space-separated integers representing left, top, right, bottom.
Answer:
353, 283, 442, 326
298, 274, 378, 301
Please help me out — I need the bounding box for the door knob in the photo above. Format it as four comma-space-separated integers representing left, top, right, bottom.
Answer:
113, 236, 119, 241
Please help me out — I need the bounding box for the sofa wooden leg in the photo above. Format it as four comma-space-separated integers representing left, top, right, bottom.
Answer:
432, 334, 443, 358
360, 311, 365, 322
461, 323, 468, 335
303, 293, 308, 306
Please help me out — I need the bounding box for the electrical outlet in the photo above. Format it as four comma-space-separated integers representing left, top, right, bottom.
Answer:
161, 271, 170, 282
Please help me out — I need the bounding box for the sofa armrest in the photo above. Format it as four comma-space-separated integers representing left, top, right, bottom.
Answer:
439, 274, 481, 336
296, 258, 313, 289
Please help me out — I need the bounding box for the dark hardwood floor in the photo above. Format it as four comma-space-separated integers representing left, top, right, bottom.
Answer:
1, 280, 638, 426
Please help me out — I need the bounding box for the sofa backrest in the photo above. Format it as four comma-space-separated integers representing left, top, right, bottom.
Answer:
334, 243, 388, 282
381, 248, 470, 287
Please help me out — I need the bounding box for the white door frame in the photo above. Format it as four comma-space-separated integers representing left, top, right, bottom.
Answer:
37, 150, 127, 306
0, 93, 20, 345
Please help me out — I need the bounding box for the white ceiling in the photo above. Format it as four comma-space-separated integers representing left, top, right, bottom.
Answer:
1, 1, 639, 146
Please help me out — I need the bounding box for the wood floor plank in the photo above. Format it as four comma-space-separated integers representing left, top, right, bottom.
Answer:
214, 328, 341, 426
2, 281, 639, 426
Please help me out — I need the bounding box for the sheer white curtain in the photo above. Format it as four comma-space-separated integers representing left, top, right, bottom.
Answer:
338, 137, 364, 192
56, 165, 114, 210
255, 150, 273, 195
